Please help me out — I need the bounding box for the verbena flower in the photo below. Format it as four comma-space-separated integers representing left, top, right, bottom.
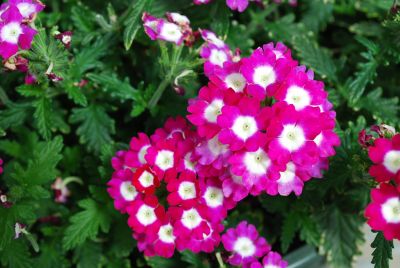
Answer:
368, 134, 400, 183
222, 221, 271, 266
250, 251, 288, 268
365, 183, 400, 240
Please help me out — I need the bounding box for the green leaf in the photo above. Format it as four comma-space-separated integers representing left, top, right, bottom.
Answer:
146, 256, 180, 268
0, 241, 32, 268
34, 241, 68, 268
70, 104, 115, 152
301, 0, 333, 32
293, 36, 337, 82
16, 84, 44, 97
371, 232, 393, 268
34, 97, 53, 140
180, 251, 210, 268
281, 211, 299, 253
0, 102, 31, 130
298, 215, 321, 247
123, 0, 154, 50
65, 86, 87, 106
11, 136, 63, 185
356, 88, 399, 123
347, 51, 378, 105
27, 29, 69, 81
63, 199, 111, 250
87, 73, 137, 101
74, 241, 102, 268
319, 207, 364, 267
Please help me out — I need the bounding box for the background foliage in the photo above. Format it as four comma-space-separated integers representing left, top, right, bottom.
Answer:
0, 0, 399, 267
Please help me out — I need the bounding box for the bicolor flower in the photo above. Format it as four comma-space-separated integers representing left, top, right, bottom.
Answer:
250, 251, 288, 268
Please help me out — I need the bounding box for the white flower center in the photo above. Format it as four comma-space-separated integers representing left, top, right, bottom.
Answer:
209, 49, 228, 67
208, 135, 228, 156
155, 150, 174, 170
208, 35, 225, 48
381, 197, 400, 224
253, 65, 276, 88
383, 150, 400, 174
231, 116, 258, 141
158, 224, 175, 243
62, 35, 71, 44
136, 204, 157, 226
225, 73, 246, 92
265, 265, 280, 268
138, 145, 150, 164
184, 152, 196, 171
233, 237, 256, 257
181, 208, 202, 229
119, 181, 137, 201
204, 99, 224, 123
160, 22, 182, 42
1, 22, 22, 44
279, 124, 306, 152
284, 86, 311, 110
145, 20, 158, 32
278, 162, 296, 183
178, 181, 197, 200
138, 170, 155, 187
244, 148, 271, 175
17, 3, 36, 18
204, 186, 224, 207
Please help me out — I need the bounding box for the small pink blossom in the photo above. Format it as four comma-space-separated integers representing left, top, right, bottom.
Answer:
250, 251, 288, 268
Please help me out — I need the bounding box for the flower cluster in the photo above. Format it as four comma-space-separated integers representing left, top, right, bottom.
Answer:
222, 221, 287, 268
364, 130, 400, 240
188, 42, 340, 200
0, 0, 44, 60
142, 12, 195, 46
108, 116, 236, 258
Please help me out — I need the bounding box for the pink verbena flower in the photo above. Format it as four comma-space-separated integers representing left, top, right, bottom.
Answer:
365, 183, 400, 240
222, 221, 271, 266
229, 146, 281, 195
54, 31, 72, 49
184, 221, 224, 253
170, 204, 211, 242
107, 169, 141, 213
167, 173, 199, 207
51, 177, 70, 203
145, 218, 176, 258
127, 195, 165, 234
199, 177, 235, 222
193, 0, 213, 5
151, 116, 191, 143
145, 139, 179, 182
0, 158, 3, 174
221, 171, 250, 202
200, 44, 233, 77
263, 42, 295, 62
9, 0, 44, 20
266, 103, 322, 167
368, 134, 400, 184
226, 0, 249, 12
250, 251, 288, 268
0, 5, 36, 59
132, 165, 160, 195
126, 133, 151, 168
218, 97, 267, 151
187, 82, 239, 138
273, 68, 327, 111
241, 46, 293, 100
211, 61, 247, 93
199, 29, 229, 49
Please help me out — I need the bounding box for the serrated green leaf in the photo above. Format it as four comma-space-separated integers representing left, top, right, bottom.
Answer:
63, 199, 111, 250
347, 51, 378, 105
319, 207, 364, 267
87, 73, 137, 101
371, 232, 393, 268
356, 88, 399, 122
0, 240, 32, 268
65, 86, 87, 106
11, 136, 63, 185
16, 84, 44, 97
123, 0, 154, 50
34, 97, 53, 140
301, 0, 333, 32
0, 102, 31, 130
293, 36, 337, 82
69, 104, 115, 152
74, 241, 102, 268
146, 256, 180, 268
281, 211, 299, 253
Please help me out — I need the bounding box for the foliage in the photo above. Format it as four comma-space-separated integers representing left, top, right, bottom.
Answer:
0, 0, 399, 267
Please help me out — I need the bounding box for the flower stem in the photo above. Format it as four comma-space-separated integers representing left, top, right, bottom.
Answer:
216, 252, 226, 268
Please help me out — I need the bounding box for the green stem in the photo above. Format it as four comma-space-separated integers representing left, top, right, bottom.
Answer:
216, 252, 226, 268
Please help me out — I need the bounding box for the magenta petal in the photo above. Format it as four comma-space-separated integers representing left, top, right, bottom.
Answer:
19, 25, 36, 50
0, 42, 19, 59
